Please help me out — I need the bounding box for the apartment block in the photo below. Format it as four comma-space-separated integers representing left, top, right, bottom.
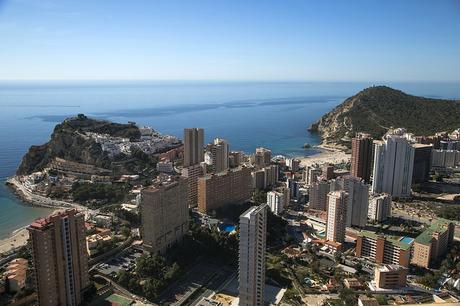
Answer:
239, 204, 267, 306
308, 180, 330, 211
141, 177, 189, 254
28, 209, 89, 306
181, 163, 205, 207
351, 133, 374, 182
267, 191, 285, 215
330, 175, 369, 227
326, 191, 348, 243
374, 265, 408, 289
411, 218, 455, 268
183, 128, 204, 167
412, 144, 432, 183
372, 134, 415, 198
368, 193, 392, 222
211, 138, 229, 173
355, 231, 412, 267
254, 147, 272, 168
198, 167, 252, 213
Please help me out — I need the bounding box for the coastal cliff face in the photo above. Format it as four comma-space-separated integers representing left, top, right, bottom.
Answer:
17, 115, 141, 175
309, 86, 460, 148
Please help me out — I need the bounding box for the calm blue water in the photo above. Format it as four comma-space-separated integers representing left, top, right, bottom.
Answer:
1, 80, 460, 239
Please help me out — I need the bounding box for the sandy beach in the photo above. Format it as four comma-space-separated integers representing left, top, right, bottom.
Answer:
297, 146, 351, 168
0, 227, 29, 254
0, 208, 64, 255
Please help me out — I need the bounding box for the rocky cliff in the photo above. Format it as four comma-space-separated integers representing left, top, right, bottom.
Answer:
309, 86, 460, 148
17, 114, 141, 175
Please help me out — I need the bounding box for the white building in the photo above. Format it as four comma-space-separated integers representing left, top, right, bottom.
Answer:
239, 204, 267, 306
267, 191, 285, 215
330, 176, 369, 227
211, 138, 229, 173
326, 191, 348, 243
286, 158, 301, 172
303, 166, 321, 186
372, 134, 415, 198
368, 193, 392, 222
431, 149, 460, 169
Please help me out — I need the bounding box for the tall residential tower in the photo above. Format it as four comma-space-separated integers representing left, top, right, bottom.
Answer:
183, 128, 204, 167
239, 204, 268, 306
351, 133, 373, 182
28, 209, 89, 306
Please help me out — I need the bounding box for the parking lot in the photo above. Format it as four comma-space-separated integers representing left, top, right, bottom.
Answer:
97, 247, 144, 278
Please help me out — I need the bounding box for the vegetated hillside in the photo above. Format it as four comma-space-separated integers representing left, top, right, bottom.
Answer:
17, 114, 143, 175
309, 86, 460, 148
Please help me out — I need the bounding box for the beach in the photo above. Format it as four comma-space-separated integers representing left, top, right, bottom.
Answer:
297, 145, 351, 168
0, 227, 29, 254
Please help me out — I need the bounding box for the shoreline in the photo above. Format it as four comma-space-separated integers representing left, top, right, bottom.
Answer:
296, 144, 351, 168
1, 177, 90, 254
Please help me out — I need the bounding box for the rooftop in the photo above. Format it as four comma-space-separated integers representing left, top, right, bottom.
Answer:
414, 218, 454, 246
359, 230, 412, 250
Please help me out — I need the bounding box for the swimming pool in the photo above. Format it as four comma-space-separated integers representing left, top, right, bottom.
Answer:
400, 237, 414, 244
219, 223, 236, 233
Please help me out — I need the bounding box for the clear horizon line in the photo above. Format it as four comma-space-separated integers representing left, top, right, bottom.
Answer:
0, 78, 459, 83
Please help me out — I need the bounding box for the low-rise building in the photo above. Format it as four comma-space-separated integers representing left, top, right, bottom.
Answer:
355, 231, 412, 267
343, 278, 365, 290
358, 296, 380, 306
374, 265, 408, 289
3, 258, 28, 293
157, 160, 174, 173
411, 218, 455, 268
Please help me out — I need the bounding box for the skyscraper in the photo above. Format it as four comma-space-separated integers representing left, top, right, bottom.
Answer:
254, 147, 271, 168
308, 180, 330, 211
412, 143, 432, 183
141, 177, 189, 254
326, 191, 348, 243
266, 191, 285, 215
372, 135, 415, 198
239, 204, 267, 306
211, 138, 229, 172
351, 133, 374, 182
368, 193, 392, 222
330, 176, 369, 227
28, 209, 89, 306
183, 128, 204, 167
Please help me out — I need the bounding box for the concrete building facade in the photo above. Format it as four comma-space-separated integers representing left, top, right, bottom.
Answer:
28, 209, 89, 306
411, 218, 455, 268
355, 231, 412, 267
330, 176, 369, 227
368, 193, 392, 222
181, 163, 205, 207
238, 204, 268, 306
374, 265, 408, 289
372, 135, 415, 198
211, 138, 229, 173
326, 191, 348, 243
351, 133, 374, 182
198, 167, 252, 213
141, 177, 189, 254
308, 180, 330, 211
183, 128, 204, 167
266, 191, 285, 215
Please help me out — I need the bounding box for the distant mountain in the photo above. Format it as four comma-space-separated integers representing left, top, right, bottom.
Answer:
309, 86, 460, 149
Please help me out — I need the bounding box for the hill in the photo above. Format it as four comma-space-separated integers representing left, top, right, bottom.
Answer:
16, 114, 175, 176
309, 86, 460, 148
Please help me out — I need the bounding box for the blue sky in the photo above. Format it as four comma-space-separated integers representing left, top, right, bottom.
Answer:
0, 0, 459, 81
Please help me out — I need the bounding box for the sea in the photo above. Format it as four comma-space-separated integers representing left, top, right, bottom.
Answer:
1, 80, 460, 239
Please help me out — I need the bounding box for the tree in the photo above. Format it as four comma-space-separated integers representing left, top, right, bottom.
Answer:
334, 251, 344, 264
120, 226, 131, 238
117, 269, 131, 287
338, 287, 358, 306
